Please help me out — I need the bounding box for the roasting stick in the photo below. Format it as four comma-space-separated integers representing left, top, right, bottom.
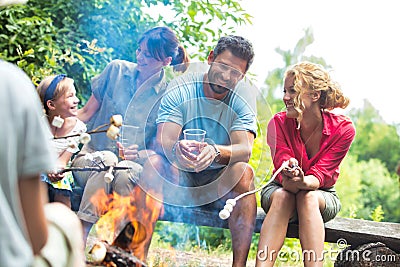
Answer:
219, 160, 295, 220
57, 165, 133, 184
53, 123, 109, 140
52, 114, 123, 141
57, 166, 132, 174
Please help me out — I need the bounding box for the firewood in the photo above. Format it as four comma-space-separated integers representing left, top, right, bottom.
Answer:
88, 241, 147, 267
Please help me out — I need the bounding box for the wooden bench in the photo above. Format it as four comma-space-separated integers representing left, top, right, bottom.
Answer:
72, 187, 400, 254
159, 205, 400, 255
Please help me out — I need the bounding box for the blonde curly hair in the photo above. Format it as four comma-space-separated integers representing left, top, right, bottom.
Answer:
284, 61, 350, 122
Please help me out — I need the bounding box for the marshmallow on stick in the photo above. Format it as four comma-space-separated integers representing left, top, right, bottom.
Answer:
51, 115, 64, 128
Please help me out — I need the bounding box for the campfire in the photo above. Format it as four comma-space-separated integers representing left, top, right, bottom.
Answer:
53, 114, 164, 266
86, 188, 163, 267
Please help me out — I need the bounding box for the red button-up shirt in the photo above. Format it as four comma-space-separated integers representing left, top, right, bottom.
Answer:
267, 111, 356, 188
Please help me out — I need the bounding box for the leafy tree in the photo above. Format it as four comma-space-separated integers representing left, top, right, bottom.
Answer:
0, 5, 62, 84
156, 0, 251, 60
334, 155, 363, 218
261, 27, 329, 115
0, 0, 251, 102
356, 159, 400, 222
349, 99, 400, 173
370, 205, 384, 222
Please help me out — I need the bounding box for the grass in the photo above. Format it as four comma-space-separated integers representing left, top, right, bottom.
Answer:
147, 223, 336, 267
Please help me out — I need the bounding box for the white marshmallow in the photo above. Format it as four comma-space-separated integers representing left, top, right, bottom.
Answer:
226, 199, 237, 207
224, 203, 234, 213
51, 116, 64, 128
79, 132, 91, 144
219, 209, 231, 220
104, 172, 114, 183
84, 153, 94, 162
106, 125, 120, 140
110, 114, 123, 127
89, 241, 107, 263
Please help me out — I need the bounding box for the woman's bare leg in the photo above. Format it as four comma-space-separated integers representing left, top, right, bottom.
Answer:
256, 189, 296, 267
296, 190, 326, 267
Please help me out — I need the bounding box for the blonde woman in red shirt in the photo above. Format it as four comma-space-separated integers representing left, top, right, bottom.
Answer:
256, 62, 356, 267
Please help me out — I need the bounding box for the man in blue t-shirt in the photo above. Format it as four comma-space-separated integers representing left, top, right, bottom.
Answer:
156, 35, 257, 266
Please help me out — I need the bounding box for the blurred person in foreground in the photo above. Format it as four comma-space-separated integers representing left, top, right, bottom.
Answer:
0, 59, 85, 266
156, 35, 257, 267
256, 62, 355, 267
72, 26, 189, 261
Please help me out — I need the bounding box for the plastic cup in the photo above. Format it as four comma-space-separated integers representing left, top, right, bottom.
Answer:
183, 129, 206, 155
183, 129, 206, 142
119, 125, 139, 159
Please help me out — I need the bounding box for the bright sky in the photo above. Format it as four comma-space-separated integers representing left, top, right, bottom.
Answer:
235, 0, 399, 125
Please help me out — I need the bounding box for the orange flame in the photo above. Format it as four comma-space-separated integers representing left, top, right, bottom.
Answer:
90, 186, 163, 261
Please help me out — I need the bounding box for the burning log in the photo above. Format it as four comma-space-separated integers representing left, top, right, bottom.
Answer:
112, 221, 147, 251
87, 240, 147, 267
87, 186, 163, 264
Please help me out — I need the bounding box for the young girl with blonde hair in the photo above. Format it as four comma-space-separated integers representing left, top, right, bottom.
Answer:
37, 74, 86, 208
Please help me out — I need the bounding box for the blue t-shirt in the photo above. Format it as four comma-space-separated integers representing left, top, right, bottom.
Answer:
157, 71, 257, 151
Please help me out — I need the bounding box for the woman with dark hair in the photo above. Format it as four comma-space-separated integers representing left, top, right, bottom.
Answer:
256, 62, 355, 267
72, 26, 189, 261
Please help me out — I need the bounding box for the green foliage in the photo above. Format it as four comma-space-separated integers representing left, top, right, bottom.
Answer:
0, 0, 251, 103
334, 155, 363, 217
261, 27, 329, 105
357, 159, 400, 221
332, 155, 400, 221
370, 205, 384, 222
0, 5, 60, 84
158, 0, 251, 60
328, 154, 397, 221
0, 1, 113, 101
154, 221, 232, 251
249, 96, 274, 204
349, 99, 400, 173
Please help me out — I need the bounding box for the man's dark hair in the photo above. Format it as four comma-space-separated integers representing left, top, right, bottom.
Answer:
213, 35, 255, 72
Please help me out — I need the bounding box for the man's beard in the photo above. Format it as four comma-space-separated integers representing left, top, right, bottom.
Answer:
208, 70, 231, 95
209, 82, 230, 95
